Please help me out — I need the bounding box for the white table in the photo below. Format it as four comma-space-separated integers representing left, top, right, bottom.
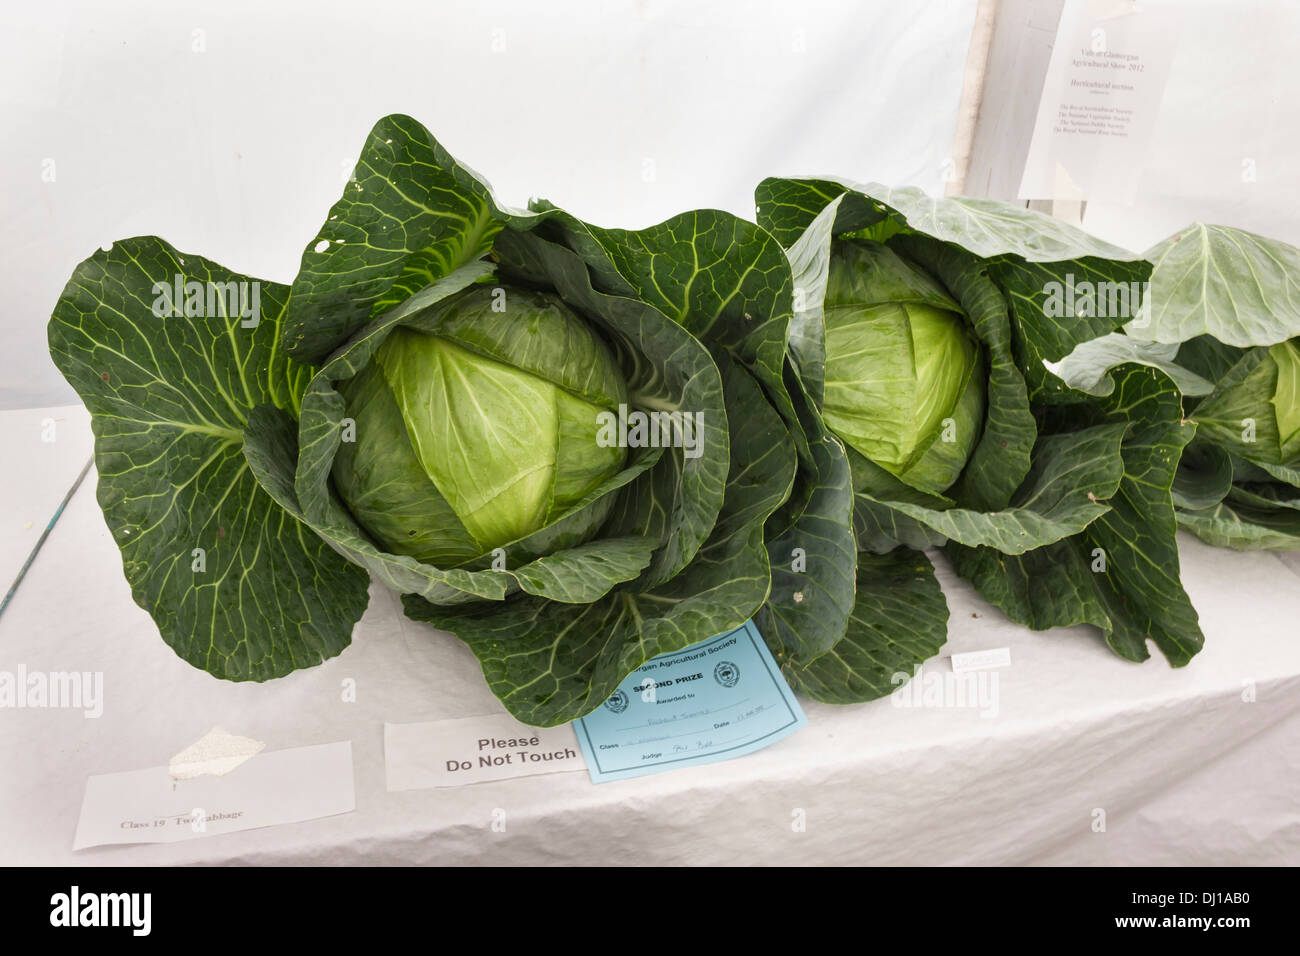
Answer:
2, 406, 1297, 865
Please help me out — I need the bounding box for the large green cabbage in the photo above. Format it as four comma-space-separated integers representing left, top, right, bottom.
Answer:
46, 115, 797, 726
753, 179, 1207, 684
1058, 224, 1300, 550
333, 285, 629, 563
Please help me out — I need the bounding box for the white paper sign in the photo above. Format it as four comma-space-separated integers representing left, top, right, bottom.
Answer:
73, 741, 355, 850
1019, 0, 1182, 204
385, 714, 585, 790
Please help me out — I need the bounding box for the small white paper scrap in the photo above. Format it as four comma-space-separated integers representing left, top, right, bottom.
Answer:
73, 741, 355, 850
385, 713, 585, 790
168, 725, 265, 780
951, 647, 1012, 673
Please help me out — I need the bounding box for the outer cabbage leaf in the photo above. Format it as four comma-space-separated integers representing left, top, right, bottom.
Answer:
869, 424, 1124, 554
778, 549, 948, 704
281, 114, 502, 364
948, 366, 1203, 665
1137, 223, 1300, 348
754, 369, 858, 666
48, 237, 370, 680
1053, 333, 1215, 398
1177, 499, 1300, 551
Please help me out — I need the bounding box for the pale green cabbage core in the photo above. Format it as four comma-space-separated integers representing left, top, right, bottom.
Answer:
821, 241, 986, 496
1270, 340, 1300, 461
332, 285, 628, 563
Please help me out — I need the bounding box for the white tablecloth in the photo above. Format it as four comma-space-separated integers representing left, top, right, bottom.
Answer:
1, 405, 93, 599
2, 407, 1297, 865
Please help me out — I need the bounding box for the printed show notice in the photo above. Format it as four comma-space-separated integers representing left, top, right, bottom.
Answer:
1019, 0, 1181, 204
573, 620, 807, 783
73, 741, 355, 850
384, 714, 586, 790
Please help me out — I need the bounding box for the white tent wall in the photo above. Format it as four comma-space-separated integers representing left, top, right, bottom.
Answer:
0, 0, 979, 410
959, 0, 1300, 251
1080, 0, 1300, 252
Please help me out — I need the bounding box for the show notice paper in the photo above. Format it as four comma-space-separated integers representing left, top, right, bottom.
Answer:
1019, 0, 1181, 204
573, 620, 806, 783
73, 741, 355, 850
384, 714, 586, 790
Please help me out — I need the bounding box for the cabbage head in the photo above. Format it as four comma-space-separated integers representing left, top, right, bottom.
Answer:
1056, 224, 1300, 552
757, 178, 1205, 672
46, 114, 800, 729
1192, 339, 1300, 464
333, 284, 629, 566
821, 240, 985, 496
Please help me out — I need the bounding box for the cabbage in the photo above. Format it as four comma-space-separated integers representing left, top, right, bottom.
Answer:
333, 285, 628, 562
754, 179, 1206, 680
821, 240, 985, 496
47, 114, 795, 726
1057, 224, 1300, 551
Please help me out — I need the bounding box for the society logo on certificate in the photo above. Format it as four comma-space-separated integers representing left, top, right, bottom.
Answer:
572, 620, 807, 783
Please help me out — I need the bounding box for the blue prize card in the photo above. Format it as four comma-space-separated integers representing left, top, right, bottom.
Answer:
572, 619, 807, 783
